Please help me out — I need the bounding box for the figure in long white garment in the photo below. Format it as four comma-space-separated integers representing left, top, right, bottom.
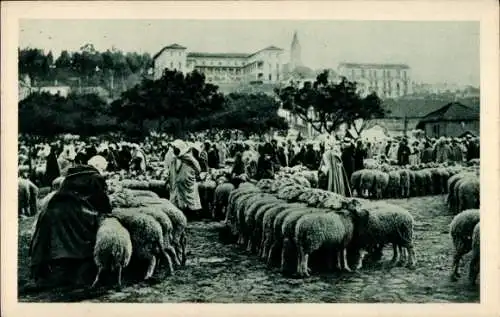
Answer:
319, 145, 352, 197
167, 140, 202, 220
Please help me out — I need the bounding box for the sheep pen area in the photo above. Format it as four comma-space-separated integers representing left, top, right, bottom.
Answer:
18, 195, 479, 303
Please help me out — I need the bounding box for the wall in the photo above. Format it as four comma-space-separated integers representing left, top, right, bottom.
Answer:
422, 120, 479, 138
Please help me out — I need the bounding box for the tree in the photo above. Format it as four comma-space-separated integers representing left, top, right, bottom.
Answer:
275, 70, 386, 135
192, 93, 289, 137
110, 69, 225, 138
19, 92, 117, 137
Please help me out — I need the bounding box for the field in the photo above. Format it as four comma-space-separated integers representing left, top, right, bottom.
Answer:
18, 195, 479, 303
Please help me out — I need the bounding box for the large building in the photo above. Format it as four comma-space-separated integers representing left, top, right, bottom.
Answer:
337, 62, 412, 99
152, 44, 285, 84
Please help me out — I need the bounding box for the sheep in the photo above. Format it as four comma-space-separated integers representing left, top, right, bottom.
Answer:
252, 201, 288, 255
398, 169, 411, 198
260, 203, 301, 260
138, 207, 180, 267
212, 182, 236, 220
112, 208, 173, 280
456, 177, 480, 214
236, 193, 268, 244
421, 170, 434, 196
153, 199, 189, 267
468, 222, 480, 285
280, 207, 328, 275
449, 208, 480, 282
359, 169, 376, 198
242, 195, 280, 251
350, 170, 363, 197
350, 201, 417, 269
447, 173, 469, 213
264, 203, 305, 266
373, 170, 389, 199
294, 202, 364, 277
245, 197, 283, 254
387, 171, 401, 198
91, 216, 133, 289
18, 178, 39, 217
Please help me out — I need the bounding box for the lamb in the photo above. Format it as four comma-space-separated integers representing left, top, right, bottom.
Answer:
91, 216, 133, 289
468, 222, 480, 285
212, 182, 236, 220
350, 201, 417, 269
294, 202, 364, 277
112, 208, 174, 280
449, 208, 480, 282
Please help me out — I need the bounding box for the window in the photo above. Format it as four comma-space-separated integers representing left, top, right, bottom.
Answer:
433, 124, 440, 137
269, 74, 272, 81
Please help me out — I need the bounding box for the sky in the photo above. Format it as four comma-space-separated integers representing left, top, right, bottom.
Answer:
19, 20, 480, 86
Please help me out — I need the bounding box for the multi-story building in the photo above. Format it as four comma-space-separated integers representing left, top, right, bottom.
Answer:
337, 62, 412, 99
152, 43, 285, 84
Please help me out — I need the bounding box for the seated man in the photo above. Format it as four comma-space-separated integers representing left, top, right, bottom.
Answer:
29, 165, 112, 289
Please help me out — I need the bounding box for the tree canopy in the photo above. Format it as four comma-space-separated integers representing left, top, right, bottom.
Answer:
275, 70, 386, 135
19, 92, 117, 137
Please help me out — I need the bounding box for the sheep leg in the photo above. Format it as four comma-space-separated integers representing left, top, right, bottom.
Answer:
406, 246, 417, 269
166, 245, 180, 267
116, 266, 123, 290
390, 244, 399, 265
267, 242, 277, 267
91, 267, 103, 289
342, 248, 352, 272
396, 245, 406, 266
280, 242, 287, 272
160, 248, 174, 276
246, 238, 253, 253
451, 251, 464, 281
144, 256, 157, 280
180, 233, 187, 267
304, 254, 311, 276
468, 254, 480, 285
336, 251, 342, 270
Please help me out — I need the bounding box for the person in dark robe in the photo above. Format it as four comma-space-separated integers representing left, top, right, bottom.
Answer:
207, 143, 220, 169
44, 145, 61, 187
354, 140, 368, 172
385, 140, 392, 157
29, 165, 112, 288
117, 144, 132, 171
341, 139, 356, 183
420, 142, 433, 163
255, 143, 275, 181
397, 139, 411, 166
466, 135, 479, 161
302, 143, 319, 170
277, 146, 288, 168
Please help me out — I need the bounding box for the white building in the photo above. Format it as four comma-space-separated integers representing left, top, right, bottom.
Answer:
152, 43, 285, 84
337, 62, 412, 99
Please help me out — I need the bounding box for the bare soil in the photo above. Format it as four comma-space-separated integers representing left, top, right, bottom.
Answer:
18, 195, 479, 303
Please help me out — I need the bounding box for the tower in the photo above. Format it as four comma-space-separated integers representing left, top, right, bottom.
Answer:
290, 31, 302, 71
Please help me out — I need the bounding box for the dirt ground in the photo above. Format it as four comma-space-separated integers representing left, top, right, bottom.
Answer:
17, 195, 480, 303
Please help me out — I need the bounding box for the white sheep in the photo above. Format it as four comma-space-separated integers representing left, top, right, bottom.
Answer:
468, 222, 480, 286
91, 216, 133, 289
449, 208, 480, 282
112, 208, 173, 280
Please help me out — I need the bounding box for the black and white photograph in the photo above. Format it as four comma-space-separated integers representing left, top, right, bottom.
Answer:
2, 0, 499, 314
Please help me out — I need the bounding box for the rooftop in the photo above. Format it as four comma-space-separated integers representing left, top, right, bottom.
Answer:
338, 62, 410, 70
418, 102, 479, 123
154, 44, 283, 60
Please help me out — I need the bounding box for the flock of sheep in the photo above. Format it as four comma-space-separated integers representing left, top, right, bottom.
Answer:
92, 186, 188, 289
21, 158, 481, 292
